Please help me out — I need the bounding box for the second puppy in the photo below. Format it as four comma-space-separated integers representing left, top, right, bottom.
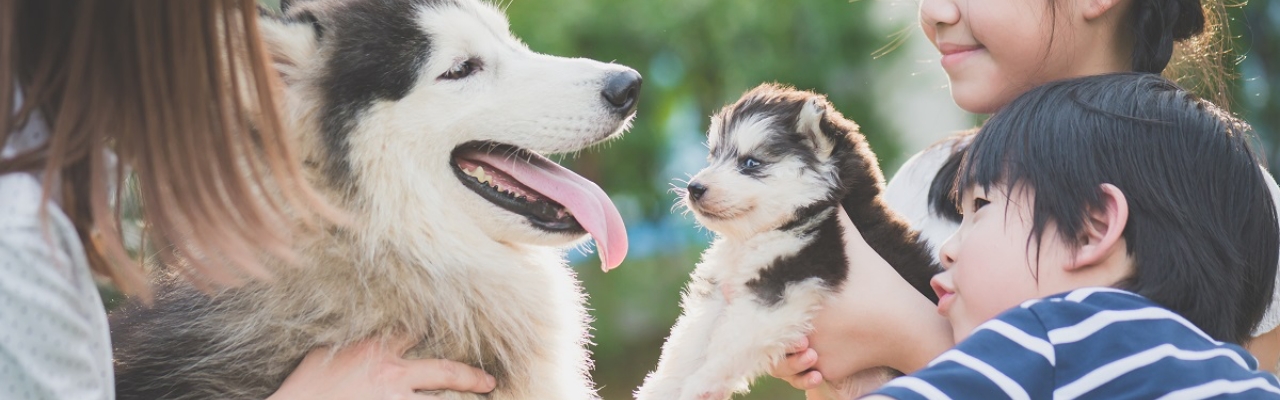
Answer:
635, 84, 937, 400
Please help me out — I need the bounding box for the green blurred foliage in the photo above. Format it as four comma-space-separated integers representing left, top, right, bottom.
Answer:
1233, 1, 1280, 168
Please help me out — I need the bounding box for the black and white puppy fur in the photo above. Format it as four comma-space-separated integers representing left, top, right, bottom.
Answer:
635, 84, 938, 400
109, 0, 640, 399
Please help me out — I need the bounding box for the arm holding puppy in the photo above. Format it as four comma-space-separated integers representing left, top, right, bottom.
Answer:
771, 208, 952, 399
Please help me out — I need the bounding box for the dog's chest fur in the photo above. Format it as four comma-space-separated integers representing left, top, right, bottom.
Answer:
110, 229, 594, 400
693, 208, 846, 306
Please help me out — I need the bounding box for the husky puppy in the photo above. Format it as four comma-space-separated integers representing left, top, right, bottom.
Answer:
109, 0, 640, 399
634, 84, 937, 400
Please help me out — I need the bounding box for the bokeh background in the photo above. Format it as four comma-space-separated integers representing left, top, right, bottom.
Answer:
122, 0, 1280, 399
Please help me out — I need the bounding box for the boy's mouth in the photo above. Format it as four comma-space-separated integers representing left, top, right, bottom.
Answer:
931, 278, 956, 316
936, 291, 955, 316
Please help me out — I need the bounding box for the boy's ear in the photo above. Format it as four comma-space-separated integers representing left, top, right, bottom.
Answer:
796, 97, 835, 159
1080, 0, 1124, 20
1069, 183, 1129, 270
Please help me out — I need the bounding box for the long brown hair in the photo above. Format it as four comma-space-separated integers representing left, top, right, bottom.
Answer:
0, 0, 337, 300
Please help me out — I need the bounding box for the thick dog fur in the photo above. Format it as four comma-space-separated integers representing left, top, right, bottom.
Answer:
634, 84, 937, 400
109, 0, 641, 399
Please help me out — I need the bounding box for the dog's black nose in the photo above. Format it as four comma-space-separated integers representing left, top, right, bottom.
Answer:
687, 182, 707, 201
602, 69, 642, 114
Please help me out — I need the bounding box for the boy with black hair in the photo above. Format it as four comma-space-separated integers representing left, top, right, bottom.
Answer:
866, 72, 1280, 399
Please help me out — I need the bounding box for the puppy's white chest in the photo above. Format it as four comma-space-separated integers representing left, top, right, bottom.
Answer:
696, 232, 811, 295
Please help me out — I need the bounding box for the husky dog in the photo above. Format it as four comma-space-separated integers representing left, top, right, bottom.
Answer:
635, 84, 937, 400
109, 0, 640, 399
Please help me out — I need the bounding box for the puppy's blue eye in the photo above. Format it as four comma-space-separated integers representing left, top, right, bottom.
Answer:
740, 157, 762, 170
441, 59, 482, 80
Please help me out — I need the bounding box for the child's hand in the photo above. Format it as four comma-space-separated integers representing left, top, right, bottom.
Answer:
774, 208, 954, 391
268, 336, 497, 400
771, 337, 824, 390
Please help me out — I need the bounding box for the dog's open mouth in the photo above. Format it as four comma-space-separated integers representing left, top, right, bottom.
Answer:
451, 141, 628, 271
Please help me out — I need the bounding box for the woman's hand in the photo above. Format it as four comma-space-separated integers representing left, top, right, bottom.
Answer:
770, 208, 953, 397
268, 336, 497, 400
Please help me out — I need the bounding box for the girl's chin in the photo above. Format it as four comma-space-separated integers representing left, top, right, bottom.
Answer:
948, 84, 1010, 115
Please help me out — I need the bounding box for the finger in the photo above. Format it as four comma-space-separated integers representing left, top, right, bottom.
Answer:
401, 359, 497, 394
796, 370, 824, 390
785, 336, 810, 355
771, 348, 818, 378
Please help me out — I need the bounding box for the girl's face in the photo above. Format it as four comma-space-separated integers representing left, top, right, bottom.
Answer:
932, 185, 1074, 342
919, 0, 1131, 114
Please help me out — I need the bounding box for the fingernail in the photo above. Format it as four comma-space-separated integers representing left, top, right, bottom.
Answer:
802, 350, 816, 363
809, 374, 822, 386
486, 375, 496, 388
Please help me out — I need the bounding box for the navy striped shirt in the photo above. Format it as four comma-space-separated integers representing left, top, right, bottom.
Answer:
871, 287, 1280, 399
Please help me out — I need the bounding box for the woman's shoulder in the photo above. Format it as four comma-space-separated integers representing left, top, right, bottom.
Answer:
0, 172, 50, 228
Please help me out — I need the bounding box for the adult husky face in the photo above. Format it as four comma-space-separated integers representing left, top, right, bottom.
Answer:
264, 0, 638, 270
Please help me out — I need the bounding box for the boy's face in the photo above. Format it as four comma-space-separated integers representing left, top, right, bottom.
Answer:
932, 185, 1075, 342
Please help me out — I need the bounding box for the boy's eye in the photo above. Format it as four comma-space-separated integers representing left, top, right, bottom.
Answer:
972, 197, 990, 211
739, 157, 763, 171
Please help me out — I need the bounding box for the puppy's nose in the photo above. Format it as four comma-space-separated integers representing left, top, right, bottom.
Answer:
687, 182, 707, 201
602, 69, 642, 114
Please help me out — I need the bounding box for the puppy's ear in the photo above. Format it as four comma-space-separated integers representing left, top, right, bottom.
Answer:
706, 113, 724, 151
797, 96, 836, 159
258, 11, 324, 85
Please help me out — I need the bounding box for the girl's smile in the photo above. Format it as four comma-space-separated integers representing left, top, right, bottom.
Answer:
937, 42, 985, 70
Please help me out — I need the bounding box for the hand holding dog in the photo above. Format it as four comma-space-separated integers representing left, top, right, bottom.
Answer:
770, 208, 952, 398
269, 336, 496, 400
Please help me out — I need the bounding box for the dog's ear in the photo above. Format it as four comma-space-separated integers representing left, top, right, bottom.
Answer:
796, 96, 836, 159
258, 10, 324, 85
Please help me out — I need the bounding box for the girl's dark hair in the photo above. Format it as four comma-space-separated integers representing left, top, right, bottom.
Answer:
957, 72, 1277, 345
1130, 0, 1205, 74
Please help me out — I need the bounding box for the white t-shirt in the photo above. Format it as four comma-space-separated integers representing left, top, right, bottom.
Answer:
882, 136, 1280, 338
0, 92, 115, 399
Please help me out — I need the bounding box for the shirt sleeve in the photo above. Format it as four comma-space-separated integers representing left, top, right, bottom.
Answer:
0, 174, 114, 400
869, 306, 1055, 400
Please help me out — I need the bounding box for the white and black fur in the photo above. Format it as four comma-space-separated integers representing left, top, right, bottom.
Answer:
634, 84, 937, 400
109, 0, 640, 399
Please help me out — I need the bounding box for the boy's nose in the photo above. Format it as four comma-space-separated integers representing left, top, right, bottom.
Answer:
938, 231, 960, 270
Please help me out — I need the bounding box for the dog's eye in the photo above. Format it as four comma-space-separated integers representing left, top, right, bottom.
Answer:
739, 157, 763, 171
441, 59, 482, 80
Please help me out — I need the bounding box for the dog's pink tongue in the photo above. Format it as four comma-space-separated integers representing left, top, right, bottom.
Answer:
473, 152, 628, 271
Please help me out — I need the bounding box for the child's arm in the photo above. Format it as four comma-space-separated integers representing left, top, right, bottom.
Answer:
770, 209, 953, 396
866, 306, 1054, 400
